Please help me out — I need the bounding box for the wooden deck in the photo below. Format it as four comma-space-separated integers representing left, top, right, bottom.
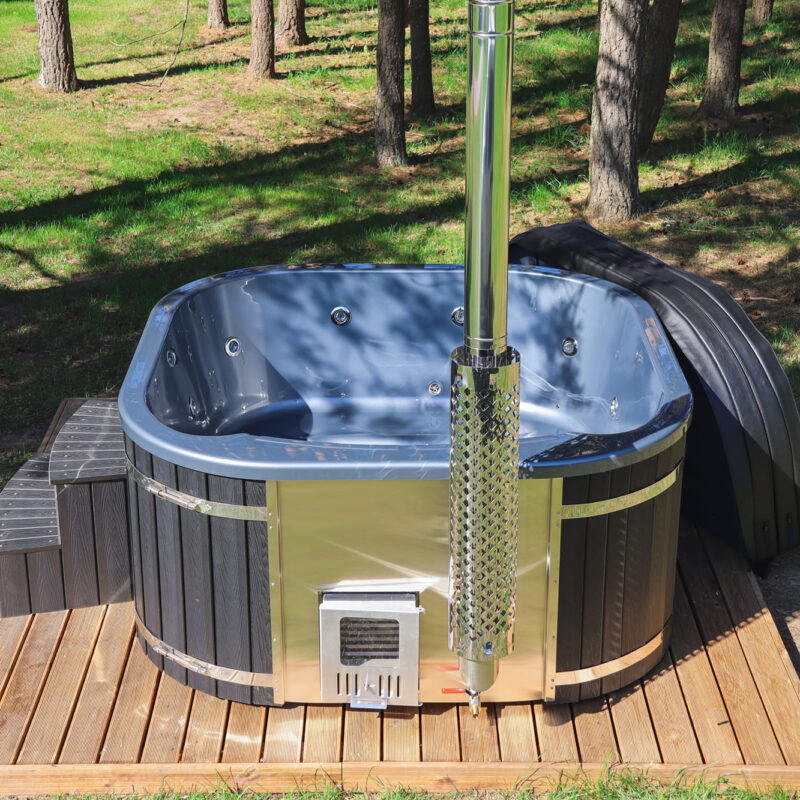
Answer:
1, 519, 800, 795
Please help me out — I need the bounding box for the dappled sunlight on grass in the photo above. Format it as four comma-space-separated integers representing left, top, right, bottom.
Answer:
1, 0, 799, 484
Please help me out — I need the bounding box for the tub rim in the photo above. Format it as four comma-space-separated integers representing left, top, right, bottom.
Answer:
119, 263, 693, 480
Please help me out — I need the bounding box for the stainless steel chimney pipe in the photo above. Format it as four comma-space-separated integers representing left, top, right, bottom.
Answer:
464, 0, 514, 357
448, 0, 520, 717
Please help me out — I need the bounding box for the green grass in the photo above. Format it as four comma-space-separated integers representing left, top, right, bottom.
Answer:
1, 0, 799, 484
31, 776, 800, 800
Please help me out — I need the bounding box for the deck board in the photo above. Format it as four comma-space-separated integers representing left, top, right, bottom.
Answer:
59, 604, 133, 764
669, 578, 743, 763
302, 705, 343, 762
383, 707, 419, 761
0, 524, 799, 794
262, 705, 304, 763
221, 703, 266, 763
17, 606, 106, 765
458, 704, 500, 762
98, 636, 160, 763
181, 692, 228, 763
572, 698, 618, 763
678, 531, 784, 764
421, 704, 460, 761
700, 529, 800, 764
607, 683, 660, 763
0, 616, 31, 698
343, 708, 381, 761
641, 653, 702, 764
139, 676, 193, 763
496, 704, 537, 762
0, 610, 67, 764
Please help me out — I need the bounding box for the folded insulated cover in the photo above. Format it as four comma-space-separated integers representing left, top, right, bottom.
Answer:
510, 220, 800, 568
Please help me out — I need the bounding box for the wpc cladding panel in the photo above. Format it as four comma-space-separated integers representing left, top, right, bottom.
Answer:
0, 475, 131, 618
554, 439, 685, 702
125, 436, 274, 705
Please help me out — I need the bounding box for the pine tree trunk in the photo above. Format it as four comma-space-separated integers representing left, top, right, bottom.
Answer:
638, 0, 682, 152
34, 0, 77, 92
277, 0, 309, 45
696, 0, 746, 120
208, 0, 230, 29
409, 0, 435, 119
248, 0, 275, 79
375, 0, 408, 167
587, 0, 649, 221
753, 0, 774, 25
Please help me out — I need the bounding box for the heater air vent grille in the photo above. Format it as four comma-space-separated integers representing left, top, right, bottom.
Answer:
340, 617, 400, 665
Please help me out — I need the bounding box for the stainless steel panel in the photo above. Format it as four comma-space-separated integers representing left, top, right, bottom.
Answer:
266, 480, 286, 704
278, 477, 552, 703
543, 478, 564, 701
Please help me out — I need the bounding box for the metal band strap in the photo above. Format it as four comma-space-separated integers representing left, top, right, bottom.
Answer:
561, 463, 681, 520
135, 612, 276, 688
127, 460, 268, 521
552, 620, 670, 686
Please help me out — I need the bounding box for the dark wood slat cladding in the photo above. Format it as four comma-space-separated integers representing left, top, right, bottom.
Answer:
92, 482, 132, 604
134, 445, 163, 671
557, 441, 685, 701
246, 480, 273, 705
26, 551, 65, 612
177, 466, 217, 697
49, 400, 127, 485
0, 553, 31, 616
555, 476, 589, 704
126, 442, 273, 705
57, 484, 101, 608
125, 438, 146, 628
580, 470, 611, 700
208, 475, 252, 704
617, 455, 659, 688
646, 441, 684, 646
151, 456, 187, 685
600, 465, 632, 695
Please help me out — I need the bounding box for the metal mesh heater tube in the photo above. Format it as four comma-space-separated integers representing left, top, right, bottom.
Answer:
449, 0, 518, 716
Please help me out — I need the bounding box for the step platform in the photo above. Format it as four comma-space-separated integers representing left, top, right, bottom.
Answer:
0, 399, 132, 616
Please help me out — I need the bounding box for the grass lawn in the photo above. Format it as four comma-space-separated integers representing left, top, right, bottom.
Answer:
0, 0, 799, 486
32, 777, 800, 799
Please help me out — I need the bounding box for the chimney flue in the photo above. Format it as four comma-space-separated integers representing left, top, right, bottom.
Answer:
448, 0, 520, 717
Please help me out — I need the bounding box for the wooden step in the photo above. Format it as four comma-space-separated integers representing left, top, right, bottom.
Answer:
49, 400, 127, 485
0, 454, 59, 554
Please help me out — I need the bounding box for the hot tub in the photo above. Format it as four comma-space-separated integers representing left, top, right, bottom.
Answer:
119, 263, 691, 706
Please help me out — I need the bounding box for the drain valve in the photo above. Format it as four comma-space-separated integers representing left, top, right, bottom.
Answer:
449, 0, 519, 717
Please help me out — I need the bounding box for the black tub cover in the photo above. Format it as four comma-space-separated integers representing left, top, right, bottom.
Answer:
510, 220, 800, 568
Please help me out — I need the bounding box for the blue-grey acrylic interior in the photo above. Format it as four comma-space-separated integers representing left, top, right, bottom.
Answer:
119, 264, 692, 480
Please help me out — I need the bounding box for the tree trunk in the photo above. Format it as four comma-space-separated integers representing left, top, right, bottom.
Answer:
277, 0, 309, 45
753, 0, 773, 25
409, 0, 435, 118
34, 0, 77, 92
696, 0, 746, 120
208, 0, 230, 29
637, 0, 682, 152
248, 0, 275, 79
587, 0, 649, 221
375, 0, 408, 167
